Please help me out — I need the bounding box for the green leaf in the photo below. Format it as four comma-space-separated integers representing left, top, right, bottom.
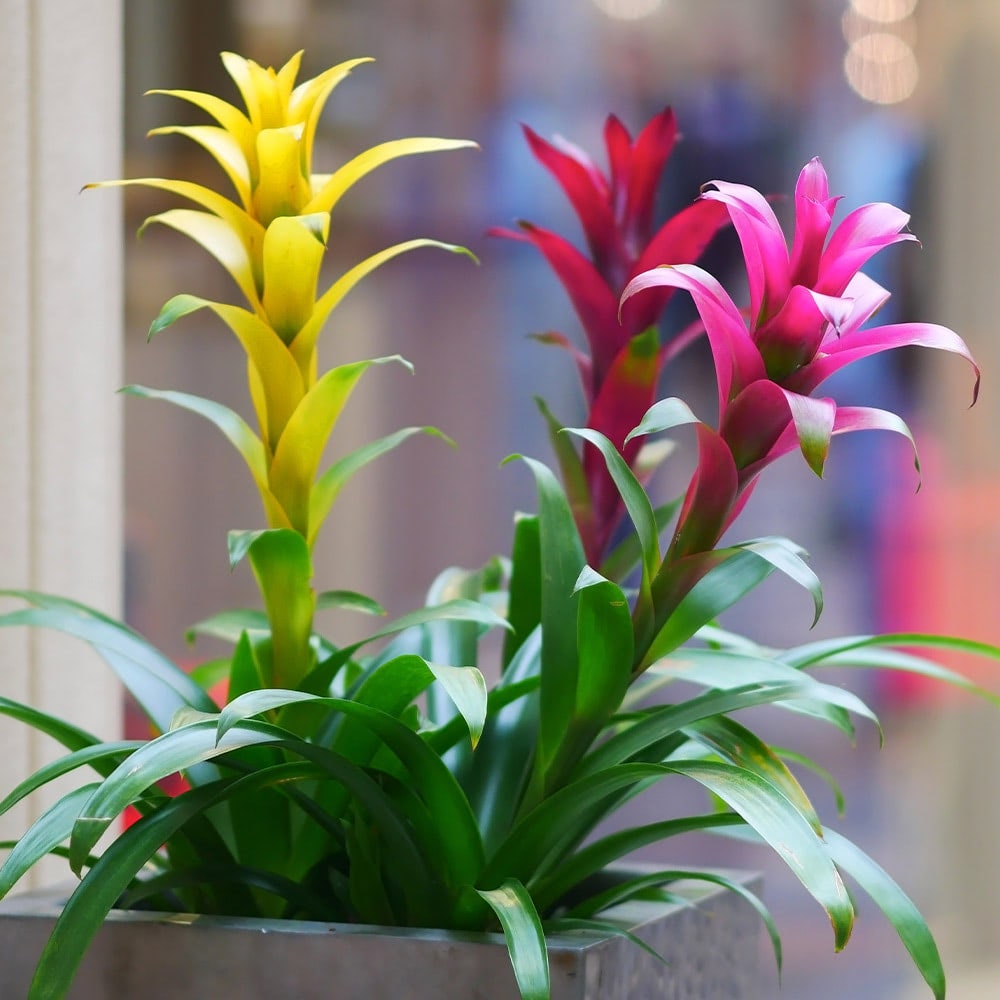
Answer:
575, 680, 815, 778
736, 536, 823, 627
544, 916, 670, 965
459, 629, 542, 855
642, 547, 784, 668
371, 599, 511, 642
345, 806, 399, 925
315, 590, 386, 615
503, 514, 542, 670
823, 828, 944, 1000
682, 715, 821, 834
221, 655, 486, 750
624, 396, 702, 444
216, 693, 486, 889
535, 397, 593, 547
565, 427, 659, 578
120, 385, 288, 528
572, 569, 632, 725
563, 424, 662, 653
28, 781, 211, 998
0, 742, 140, 820
537, 567, 633, 793
67, 721, 438, 906
0, 697, 103, 755
562, 867, 782, 975
29, 763, 326, 1000
0, 592, 216, 733
531, 812, 745, 913
280, 748, 442, 917
117, 862, 334, 919
0, 784, 100, 897
268, 355, 412, 535
226, 631, 269, 702
229, 529, 315, 689
422, 565, 492, 733
485, 763, 673, 888
508, 456, 586, 779
600, 498, 681, 583
226, 773, 293, 901
775, 747, 846, 817
674, 760, 854, 950
476, 880, 550, 1000
68, 720, 278, 873
423, 673, 539, 759
308, 426, 451, 545
426, 662, 488, 748
782, 633, 1000, 705
646, 647, 880, 742
304, 598, 509, 694
186, 608, 270, 643
215, 689, 315, 741
188, 656, 231, 691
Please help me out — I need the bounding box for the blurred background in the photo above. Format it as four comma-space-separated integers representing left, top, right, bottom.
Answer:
118, 1, 999, 997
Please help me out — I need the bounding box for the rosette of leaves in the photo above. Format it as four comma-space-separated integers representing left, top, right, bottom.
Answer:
1, 52, 999, 1000
0, 51, 503, 998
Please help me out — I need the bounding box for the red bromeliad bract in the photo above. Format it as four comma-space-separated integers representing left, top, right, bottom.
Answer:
622, 156, 979, 562
493, 108, 728, 564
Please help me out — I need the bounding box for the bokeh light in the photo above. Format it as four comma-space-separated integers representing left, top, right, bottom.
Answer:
849, 0, 919, 23
842, 7, 917, 46
843, 30, 919, 104
591, 0, 662, 21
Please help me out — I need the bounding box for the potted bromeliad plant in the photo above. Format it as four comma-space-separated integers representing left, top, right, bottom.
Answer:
0, 50, 994, 1000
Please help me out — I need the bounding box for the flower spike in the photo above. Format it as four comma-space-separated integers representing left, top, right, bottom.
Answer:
495, 108, 728, 564
624, 157, 979, 564
97, 52, 474, 543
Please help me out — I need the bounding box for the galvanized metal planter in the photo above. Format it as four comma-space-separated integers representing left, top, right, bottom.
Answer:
0, 869, 762, 999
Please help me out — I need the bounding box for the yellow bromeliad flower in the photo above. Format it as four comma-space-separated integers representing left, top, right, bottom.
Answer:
97, 51, 474, 545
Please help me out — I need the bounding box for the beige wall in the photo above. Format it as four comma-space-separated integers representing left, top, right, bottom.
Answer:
0, 0, 123, 883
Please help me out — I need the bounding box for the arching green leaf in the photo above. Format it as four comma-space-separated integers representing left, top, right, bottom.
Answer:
476, 880, 549, 1000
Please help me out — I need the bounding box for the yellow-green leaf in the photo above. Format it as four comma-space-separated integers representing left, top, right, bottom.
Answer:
274, 50, 304, 103
289, 56, 373, 177
304, 137, 478, 216
94, 177, 262, 269
148, 293, 304, 449
221, 51, 268, 131
140, 208, 260, 307
146, 86, 255, 162
240, 529, 316, 689
307, 426, 449, 545
120, 384, 291, 530
291, 239, 474, 377
269, 356, 411, 535
147, 125, 252, 207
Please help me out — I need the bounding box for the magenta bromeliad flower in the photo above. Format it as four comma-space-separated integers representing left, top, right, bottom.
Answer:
492, 108, 728, 565
622, 157, 979, 561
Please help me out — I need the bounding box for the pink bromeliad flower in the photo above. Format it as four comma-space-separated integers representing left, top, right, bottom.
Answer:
622, 157, 979, 560
492, 108, 728, 564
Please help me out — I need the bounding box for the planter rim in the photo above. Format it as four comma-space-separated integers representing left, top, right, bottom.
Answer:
0, 864, 765, 1000
1, 864, 761, 951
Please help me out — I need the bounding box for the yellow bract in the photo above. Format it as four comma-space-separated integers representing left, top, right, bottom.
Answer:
261, 213, 329, 343
105, 51, 475, 544
253, 126, 312, 225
